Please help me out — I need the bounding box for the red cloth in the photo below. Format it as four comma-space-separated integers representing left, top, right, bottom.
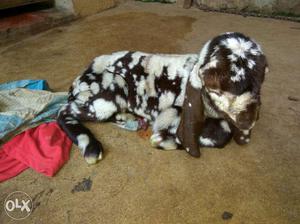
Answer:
0, 122, 72, 182
0, 150, 28, 181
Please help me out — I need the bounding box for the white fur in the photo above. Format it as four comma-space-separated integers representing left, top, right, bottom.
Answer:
174, 75, 188, 106
146, 74, 157, 97
71, 76, 81, 95
76, 91, 92, 104
89, 105, 95, 113
228, 54, 238, 62
153, 108, 178, 132
79, 82, 89, 91
203, 56, 218, 70
115, 95, 127, 109
128, 52, 146, 69
102, 71, 114, 89
203, 94, 221, 118
151, 110, 159, 118
250, 48, 260, 56
198, 40, 211, 66
136, 77, 146, 96
189, 62, 203, 89
141, 96, 148, 110
159, 139, 177, 150
199, 137, 216, 146
77, 134, 90, 153
121, 68, 127, 76
150, 133, 163, 147
209, 92, 230, 112
135, 95, 141, 105
221, 37, 252, 58
93, 99, 117, 120
87, 73, 96, 80
158, 91, 175, 110
231, 65, 245, 82
92, 51, 128, 73
132, 74, 137, 80
70, 102, 81, 114
66, 120, 79, 125
115, 113, 135, 121
90, 82, 100, 95
92, 56, 110, 73
145, 55, 167, 77
220, 120, 231, 133
209, 90, 254, 116
169, 116, 180, 135
145, 54, 195, 79
115, 75, 126, 88
184, 56, 199, 72
65, 116, 73, 121
247, 59, 256, 69
265, 67, 269, 73
109, 84, 115, 91
243, 130, 250, 135
232, 92, 254, 113
133, 107, 151, 120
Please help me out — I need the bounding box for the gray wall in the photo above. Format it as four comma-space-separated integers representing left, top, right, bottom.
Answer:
195, 0, 300, 15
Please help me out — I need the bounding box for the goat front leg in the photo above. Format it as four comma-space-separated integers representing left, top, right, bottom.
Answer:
199, 118, 233, 148
150, 107, 181, 150
232, 126, 252, 145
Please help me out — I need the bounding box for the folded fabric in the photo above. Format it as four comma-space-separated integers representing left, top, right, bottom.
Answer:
0, 150, 28, 181
0, 122, 72, 182
0, 88, 68, 140
0, 79, 49, 91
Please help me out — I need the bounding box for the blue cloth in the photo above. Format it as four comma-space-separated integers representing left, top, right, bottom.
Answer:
0, 80, 49, 91
30, 95, 68, 123
0, 80, 67, 140
0, 115, 24, 139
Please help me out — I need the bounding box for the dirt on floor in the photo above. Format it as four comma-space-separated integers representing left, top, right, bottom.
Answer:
0, 1, 299, 224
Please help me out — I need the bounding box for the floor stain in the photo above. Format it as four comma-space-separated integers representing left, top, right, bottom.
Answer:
66, 210, 72, 224
32, 188, 54, 212
71, 177, 93, 193
288, 96, 299, 102
222, 211, 233, 220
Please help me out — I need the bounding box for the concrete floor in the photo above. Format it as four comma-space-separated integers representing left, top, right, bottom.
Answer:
0, 2, 300, 223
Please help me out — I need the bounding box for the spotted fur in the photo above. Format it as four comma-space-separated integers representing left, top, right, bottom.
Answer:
57, 32, 268, 164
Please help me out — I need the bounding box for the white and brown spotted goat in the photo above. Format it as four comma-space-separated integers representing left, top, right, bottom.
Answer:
58, 32, 268, 164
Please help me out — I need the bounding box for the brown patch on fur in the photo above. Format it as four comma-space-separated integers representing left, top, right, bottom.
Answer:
202, 54, 231, 92
203, 70, 221, 90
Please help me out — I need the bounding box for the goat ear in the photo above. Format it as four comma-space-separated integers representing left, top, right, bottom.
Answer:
177, 71, 205, 157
